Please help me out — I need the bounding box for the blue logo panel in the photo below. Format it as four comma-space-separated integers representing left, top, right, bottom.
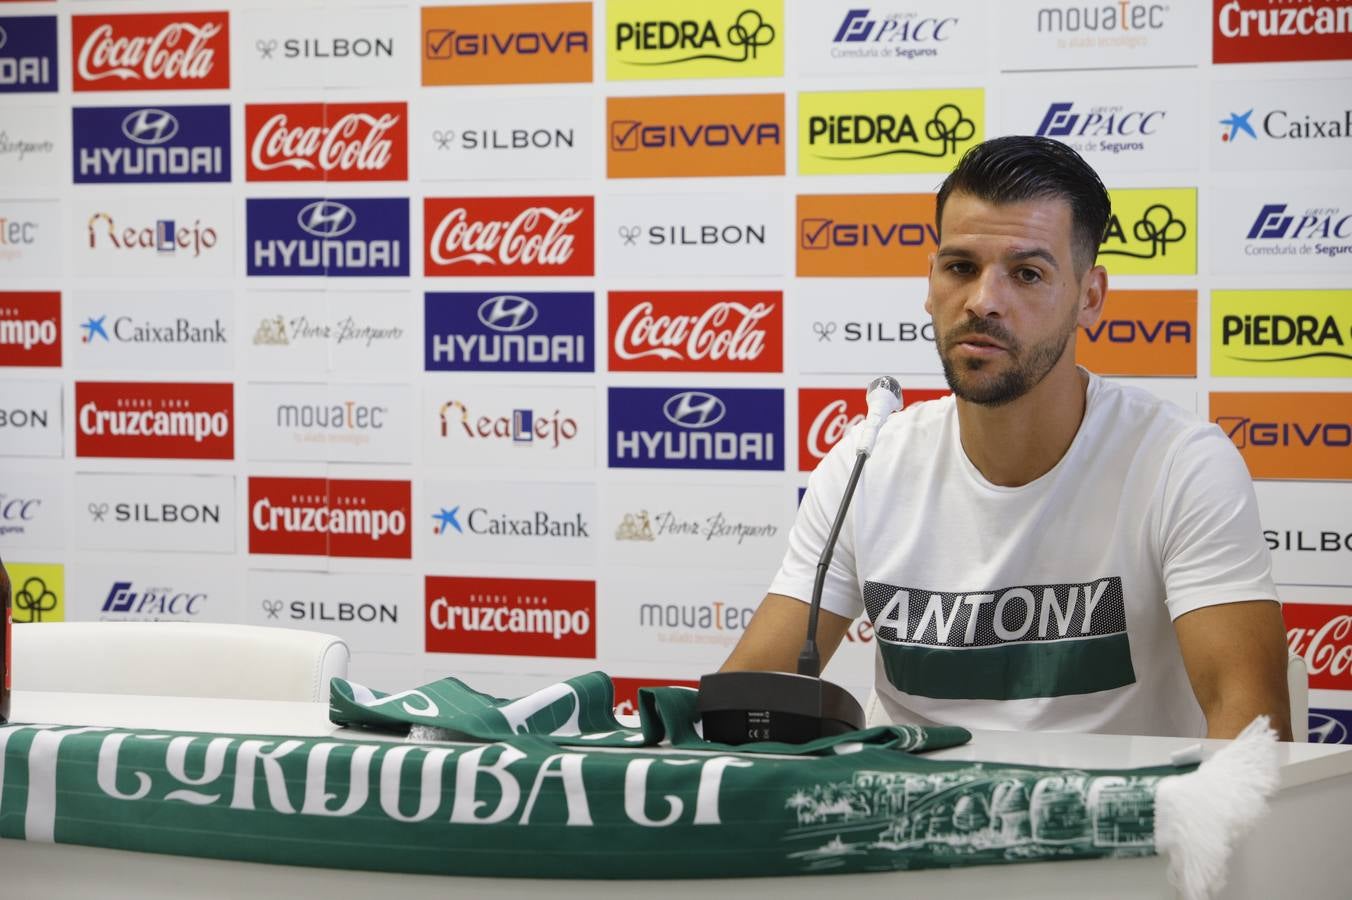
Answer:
425, 292, 594, 373
608, 387, 783, 471
246, 197, 409, 277
1309, 707, 1352, 744
73, 105, 232, 184
0, 16, 58, 94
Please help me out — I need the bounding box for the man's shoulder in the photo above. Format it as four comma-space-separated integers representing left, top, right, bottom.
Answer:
1088, 374, 1211, 443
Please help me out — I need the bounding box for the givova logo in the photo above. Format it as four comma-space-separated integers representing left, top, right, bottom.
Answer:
0, 16, 58, 93
1076, 289, 1196, 377
1098, 188, 1197, 275
609, 387, 783, 471
798, 89, 982, 175
1212, 290, 1351, 377
73, 105, 230, 183
425, 292, 593, 373
1212, 392, 1352, 481
606, 1, 782, 80
863, 576, 1133, 700
247, 197, 408, 277
421, 3, 592, 86
7, 561, 63, 623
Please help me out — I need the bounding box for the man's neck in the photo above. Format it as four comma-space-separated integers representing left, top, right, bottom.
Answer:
955, 364, 1090, 488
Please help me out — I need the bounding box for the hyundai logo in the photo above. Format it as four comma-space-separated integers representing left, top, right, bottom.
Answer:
477, 295, 538, 333
297, 201, 356, 238
1309, 712, 1348, 744
122, 109, 180, 146
663, 391, 726, 429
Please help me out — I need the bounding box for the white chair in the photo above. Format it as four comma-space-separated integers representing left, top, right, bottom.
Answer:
864, 650, 1312, 742
13, 622, 349, 702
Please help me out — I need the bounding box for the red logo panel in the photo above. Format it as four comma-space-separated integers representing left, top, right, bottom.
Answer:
248, 477, 412, 560
424, 196, 595, 277
1213, 0, 1352, 63
1285, 602, 1352, 691
610, 676, 700, 716
75, 381, 233, 459
608, 291, 783, 373
0, 292, 61, 367
73, 11, 231, 91
245, 102, 408, 182
426, 576, 596, 659
798, 386, 949, 472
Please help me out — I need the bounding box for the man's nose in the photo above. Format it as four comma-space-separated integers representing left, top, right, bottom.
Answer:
962, 269, 1008, 319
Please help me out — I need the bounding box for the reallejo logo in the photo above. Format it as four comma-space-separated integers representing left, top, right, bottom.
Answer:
72, 11, 230, 91
1212, 290, 1351, 377
0, 292, 60, 367
7, 562, 63, 623
1213, 0, 1352, 64
248, 476, 412, 559
424, 196, 594, 277
245, 102, 407, 182
607, 94, 784, 179
798, 387, 948, 471
1076, 290, 1196, 377
75, 381, 233, 460
796, 193, 936, 277
606, 1, 783, 80
608, 291, 783, 373
1212, 392, 1352, 480
1098, 188, 1197, 275
426, 575, 596, 658
421, 3, 592, 86
798, 89, 982, 175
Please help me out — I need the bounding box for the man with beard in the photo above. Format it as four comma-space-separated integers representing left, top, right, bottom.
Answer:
722, 136, 1292, 740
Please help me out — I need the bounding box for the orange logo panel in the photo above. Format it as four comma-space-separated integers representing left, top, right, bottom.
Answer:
422, 3, 593, 86
1077, 290, 1197, 377
606, 94, 784, 178
796, 194, 936, 277
1210, 392, 1352, 481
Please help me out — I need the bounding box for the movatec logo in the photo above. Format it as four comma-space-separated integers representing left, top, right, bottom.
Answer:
609, 387, 783, 471
425, 292, 593, 373
73, 105, 230, 183
73, 11, 230, 91
999, 1, 1196, 71
0, 292, 61, 367
246, 382, 413, 464
100, 580, 207, 620
0, 16, 58, 93
248, 476, 412, 559
247, 197, 409, 277
798, 89, 982, 175
606, 1, 783, 80
425, 575, 596, 658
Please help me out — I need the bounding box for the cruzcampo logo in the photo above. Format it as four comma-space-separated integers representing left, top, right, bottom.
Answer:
799, 89, 983, 175
606, 0, 783, 80
1212, 290, 1352, 377
7, 561, 64, 623
1098, 188, 1197, 276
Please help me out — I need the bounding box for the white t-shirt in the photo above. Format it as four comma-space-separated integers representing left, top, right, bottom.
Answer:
769, 371, 1278, 738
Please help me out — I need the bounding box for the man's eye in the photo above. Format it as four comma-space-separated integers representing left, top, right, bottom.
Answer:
947, 262, 974, 275
1015, 268, 1042, 283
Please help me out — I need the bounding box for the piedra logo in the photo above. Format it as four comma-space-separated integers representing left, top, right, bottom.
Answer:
1097, 188, 1196, 275
1211, 290, 1351, 377
606, 1, 782, 79
799, 89, 982, 174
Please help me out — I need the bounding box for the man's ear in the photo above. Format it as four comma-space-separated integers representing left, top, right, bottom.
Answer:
1076, 264, 1108, 328
923, 253, 936, 315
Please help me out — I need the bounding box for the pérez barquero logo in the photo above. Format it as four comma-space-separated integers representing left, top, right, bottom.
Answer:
425, 292, 593, 372
422, 2, 592, 86
1212, 290, 1351, 377
72, 11, 230, 91
797, 193, 936, 277
608, 291, 783, 373
607, 93, 784, 178
0, 291, 61, 367
245, 101, 407, 181
424, 196, 594, 277
73, 105, 230, 183
798, 89, 982, 175
1212, 391, 1352, 480
75, 381, 233, 460
248, 476, 411, 559
247, 197, 409, 277
606, 1, 782, 79
0, 16, 58, 93
609, 387, 783, 471
426, 575, 596, 658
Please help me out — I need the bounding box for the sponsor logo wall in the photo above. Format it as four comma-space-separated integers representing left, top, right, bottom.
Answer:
2, 0, 1349, 743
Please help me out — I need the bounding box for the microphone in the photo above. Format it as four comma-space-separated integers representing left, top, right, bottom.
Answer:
696, 376, 900, 744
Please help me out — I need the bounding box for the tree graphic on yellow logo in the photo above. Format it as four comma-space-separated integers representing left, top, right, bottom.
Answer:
8, 563, 64, 623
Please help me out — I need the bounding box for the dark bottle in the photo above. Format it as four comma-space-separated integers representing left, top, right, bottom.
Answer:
0, 555, 10, 724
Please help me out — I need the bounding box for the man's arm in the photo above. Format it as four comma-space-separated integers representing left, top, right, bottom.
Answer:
720, 593, 855, 674
1173, 599, 1293, 741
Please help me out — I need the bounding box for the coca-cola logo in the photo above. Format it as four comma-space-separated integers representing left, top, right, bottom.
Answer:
248, 476, 411, 559
1286, 603, 1352, 690
246, 102, 407, 182
609, 291, 782, 373
73, 13, 230, 91
797, 386, 949, 471
424, 196, 595, 277
807, 398, 863, 462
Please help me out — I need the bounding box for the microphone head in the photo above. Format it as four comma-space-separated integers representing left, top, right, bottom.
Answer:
867, 375, 901, 399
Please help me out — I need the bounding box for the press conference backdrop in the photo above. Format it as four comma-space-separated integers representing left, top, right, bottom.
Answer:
1, 0, 1350, 740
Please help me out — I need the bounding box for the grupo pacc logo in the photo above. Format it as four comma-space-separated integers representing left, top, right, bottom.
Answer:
75, 381, 233, 460
425, 291, 594, 372
0, 16, 58, 93
796, 193, 936, 277
798, 89, 982, 175
245, 102, 408, 182
72, 11, 230, 91
609, 387, 783, 471
247, 197, 409, 277
421, 2, 592, 86
0, 291, 61, 367
607, 93, 785, 178
1240, 201, 1352, 261
1213, 0, 1352, 64
608, 291, 783, 373
248, 476, 411, 559
73, 105, 230, 184
1099, 188, 1198, 276
1212, 289, 1351, 378
1212, 391, 1352, 480
425, 575, 596, 658
1076, 289, 1197, 377
424, 196, 594, 277
100, 580, 208, 619
1285, 602, 1352, 691
798, 386, 948, 471
606, 1, 783, 80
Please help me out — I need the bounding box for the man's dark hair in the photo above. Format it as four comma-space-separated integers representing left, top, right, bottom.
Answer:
935, 135, 1111, 275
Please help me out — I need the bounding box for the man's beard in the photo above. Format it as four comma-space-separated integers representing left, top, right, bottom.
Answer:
936, 307, 1078, 407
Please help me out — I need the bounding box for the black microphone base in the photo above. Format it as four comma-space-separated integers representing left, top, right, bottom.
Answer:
695, 671, 866, 745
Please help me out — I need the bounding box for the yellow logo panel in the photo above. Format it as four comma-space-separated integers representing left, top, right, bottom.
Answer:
607, 1, 783, 80
1100, 188, 1197, 276
1212, 290, 1352, 377
799, 89, 983, 175
8, 562, 64, 624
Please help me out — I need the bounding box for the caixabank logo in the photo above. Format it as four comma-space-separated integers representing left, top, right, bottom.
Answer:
0, 292, 61, 367
245, 102, 408, 182
798, 386, 949, 471
7, 562, 63, 623
424, 196, 594, 277
0, 16, 58, 93
426, 575, 596, 659
73, 105, 230, 184
608, 291, 783, 373
425, 292, 593, 373
422, 2, 592, 86
72, 11, 230, 91
606, 0, 783, 80
247, 198, 409, 277
1211, 78, 1352, 172
607, 94, 784, 178
1212, 392, 1351, 480
1098, 188, 1197, 276
1285, 602, 1352, 692
797, 193, 936, 277
1214, 0, 1352, 63
609, 387, 783, 471
75, 381, 233, 460
248, 477, 411, 559
1212, 290, 1351, 378
798, 89, 982, 175
1076, 289, 1196, 377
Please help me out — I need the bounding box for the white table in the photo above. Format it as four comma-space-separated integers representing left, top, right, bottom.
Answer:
2, 690, 1349, 900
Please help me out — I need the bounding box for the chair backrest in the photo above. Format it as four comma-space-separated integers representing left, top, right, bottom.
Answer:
13, 622, 349, 702
1287, 650, 1309, 743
